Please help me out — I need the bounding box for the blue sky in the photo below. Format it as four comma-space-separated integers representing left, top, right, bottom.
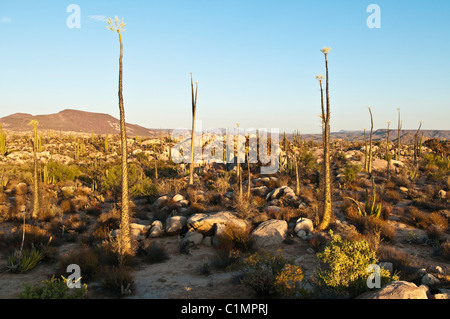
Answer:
0, 0, 449, 134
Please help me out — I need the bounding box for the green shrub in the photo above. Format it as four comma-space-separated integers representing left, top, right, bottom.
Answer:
239, 251, 308, 298
342, 164, 361, 184
19, 276, 87, 299
101, 163, 158, 198
46, 162, 82, 183
316, 230, 397, 297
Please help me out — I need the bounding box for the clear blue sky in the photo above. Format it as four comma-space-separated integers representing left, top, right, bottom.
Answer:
0, 0, 449, 134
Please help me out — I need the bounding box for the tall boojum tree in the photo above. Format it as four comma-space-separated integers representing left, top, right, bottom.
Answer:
317, 46, 332, 231
107, 16, 132, 260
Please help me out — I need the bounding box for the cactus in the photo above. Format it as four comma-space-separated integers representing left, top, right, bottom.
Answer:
0, 124, 6, 156
345, 178, 381, 219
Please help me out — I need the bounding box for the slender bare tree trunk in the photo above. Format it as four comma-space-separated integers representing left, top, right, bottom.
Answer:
367, 107, 374, 174
118, 31, 131, 258
294, 152, 300, 196
318, 51, 332, 231
414, 122, 422, 168
386, 122, 391, 181
363, 128, 368, 171
189, 74, 198, 185
397, 109, 401, 161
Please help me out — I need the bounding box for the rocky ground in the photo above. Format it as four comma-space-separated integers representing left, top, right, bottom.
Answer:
0, 132, 449, 299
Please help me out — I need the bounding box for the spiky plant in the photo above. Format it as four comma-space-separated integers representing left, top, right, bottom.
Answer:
345, 178, 382, 219
189, 73, 198, 185
317, 46, 332, 231
107, 16, 132, 260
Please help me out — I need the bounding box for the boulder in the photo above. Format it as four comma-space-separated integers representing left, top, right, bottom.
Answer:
182, 231, 203, 246
294, 218, 314, 235
251, 219, 288, 249
154, 195, 170, 207
356, 281, 429, 299
187, 211, 249, 235
148, 220, 164, 238
165, 216, 187, 234
172, 194, 186, 202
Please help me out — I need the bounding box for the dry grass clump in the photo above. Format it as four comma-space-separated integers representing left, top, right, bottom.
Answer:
216, 223, 254, 252
138, 240, 170, 264
212, 174, 231, 194
402, 206, 448, 230
57, 246, 100, 282
99, 265, 134, 297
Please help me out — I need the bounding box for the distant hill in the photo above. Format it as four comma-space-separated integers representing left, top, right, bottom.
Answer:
290, 129, 450, 143
0, 109, 167, 137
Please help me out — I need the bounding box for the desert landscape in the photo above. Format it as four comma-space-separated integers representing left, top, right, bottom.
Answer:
0, 1, 449, 303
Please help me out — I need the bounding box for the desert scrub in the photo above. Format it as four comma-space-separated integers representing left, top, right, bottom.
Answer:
216, 223, 253, 252
239, 251, 308, 298
19, 276, 87, 299
138, 241, 170, 264
99, 265, 134, 297
101, 163, 158, 198
341, 163, 361, 185
316, 230, 397, 297
45, 162, 82, 183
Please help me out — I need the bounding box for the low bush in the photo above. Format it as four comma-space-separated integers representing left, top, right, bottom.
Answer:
316, 230, 398, 297
19, 276, 87, 299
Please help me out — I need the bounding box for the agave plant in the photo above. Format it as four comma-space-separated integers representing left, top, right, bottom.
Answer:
345, 178, 381, 218
5, 246, 43, 273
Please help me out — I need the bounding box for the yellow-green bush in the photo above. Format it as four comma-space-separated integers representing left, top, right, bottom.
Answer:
240, 251, 308, 298
316, 230, 398, 297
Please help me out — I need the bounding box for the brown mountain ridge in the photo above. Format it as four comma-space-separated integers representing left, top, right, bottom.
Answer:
0, 109, 164, 137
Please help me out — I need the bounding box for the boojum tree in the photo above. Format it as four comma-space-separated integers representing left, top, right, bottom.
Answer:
385, 121, 391, 181
107, 16, 132, 260
317, 46, 332, 231
367, 106, 374, 174
28, 120, 40, 219
396, 108, 402, 161
189, 73, 198, 186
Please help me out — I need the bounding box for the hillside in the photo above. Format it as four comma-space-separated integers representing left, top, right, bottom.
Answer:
0, 109, 166, 137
